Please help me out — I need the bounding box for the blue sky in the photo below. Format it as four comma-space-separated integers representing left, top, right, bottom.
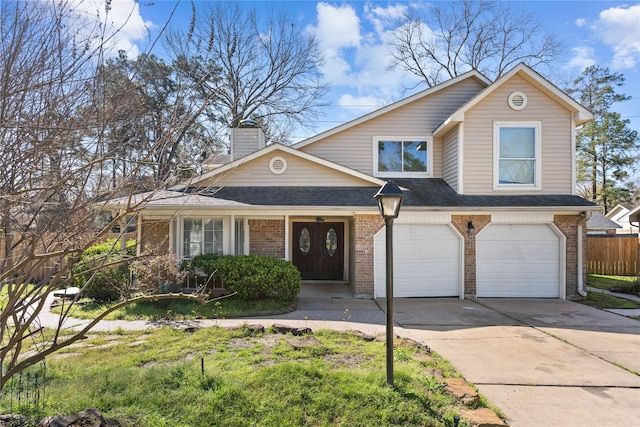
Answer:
80, 0, 640, 141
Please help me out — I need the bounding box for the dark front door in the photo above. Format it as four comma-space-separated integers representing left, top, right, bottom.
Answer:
292, 222, 344, 280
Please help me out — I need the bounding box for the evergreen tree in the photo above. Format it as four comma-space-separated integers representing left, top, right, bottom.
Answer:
568, 66, 639, 213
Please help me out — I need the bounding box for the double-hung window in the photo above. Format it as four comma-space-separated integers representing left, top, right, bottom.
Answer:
374, 137, 431, 178
175, 217, 245, 258
494, 122, 541, 189
183, 218, 223, 257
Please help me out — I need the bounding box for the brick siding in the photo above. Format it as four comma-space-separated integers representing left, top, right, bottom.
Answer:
249, 219, 285, 257
140, 219, 170, 255
451, 215, 491, 296
352, 214, 384, 295
554, 214, 584, 300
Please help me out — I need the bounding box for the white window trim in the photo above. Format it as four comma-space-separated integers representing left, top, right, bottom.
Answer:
177, 216, 230, 258
373, 136, 433, 178
493, 121, 542, 191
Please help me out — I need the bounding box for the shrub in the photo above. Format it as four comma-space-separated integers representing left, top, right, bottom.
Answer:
130, 254, 187, 295
71, 238, 136, 302
181, 253, 223, 291
215, 255, 301, 303
186, 253, 220, 276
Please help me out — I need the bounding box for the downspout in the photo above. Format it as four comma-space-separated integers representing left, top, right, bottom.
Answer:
577, 212, 591, 297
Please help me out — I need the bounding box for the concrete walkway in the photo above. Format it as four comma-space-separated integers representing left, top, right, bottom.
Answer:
38, 284, 640, 427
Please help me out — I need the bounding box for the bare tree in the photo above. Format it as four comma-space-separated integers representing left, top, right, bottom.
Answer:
0, 1, 206, 390
389, 0, 562, 87
166, 2, 327, 141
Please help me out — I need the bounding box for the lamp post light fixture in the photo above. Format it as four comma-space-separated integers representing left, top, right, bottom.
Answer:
374, 181, 405, 386
467, 221, 475, 249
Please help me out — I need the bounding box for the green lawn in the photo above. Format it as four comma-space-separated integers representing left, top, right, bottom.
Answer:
51, 296, 294, 321
587, 274, 638, 290
2, 327, 489, 426
581, 275, 640, 318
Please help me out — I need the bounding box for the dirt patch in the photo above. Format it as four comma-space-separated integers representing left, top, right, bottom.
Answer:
53, 352, 81, 360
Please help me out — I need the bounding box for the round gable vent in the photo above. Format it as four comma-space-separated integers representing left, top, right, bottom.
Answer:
508, 91, 527, 110
269, 156, 287, 175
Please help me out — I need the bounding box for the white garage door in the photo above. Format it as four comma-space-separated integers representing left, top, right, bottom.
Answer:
374, 224, 461, 298
477, 224, 560, 298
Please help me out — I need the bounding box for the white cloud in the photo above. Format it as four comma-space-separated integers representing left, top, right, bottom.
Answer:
338, 93, 386, 114
312, 2, 361, 51
574, 18, 587, 28
307, 3, 362, 86
568, 46, 596, 70
69, 0, 153, 58
364, 3, 407, 35
592, 4, 640, 69
306, 2, 426, 125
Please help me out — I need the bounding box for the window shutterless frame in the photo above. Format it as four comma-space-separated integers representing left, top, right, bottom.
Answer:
493, 122, 541, 190
373, 136, 432, 178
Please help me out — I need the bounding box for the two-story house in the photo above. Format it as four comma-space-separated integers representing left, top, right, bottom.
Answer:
105, 64, 597, 300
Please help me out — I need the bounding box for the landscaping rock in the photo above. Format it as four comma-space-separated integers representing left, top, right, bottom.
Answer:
350, 330, 376, 341
426, 368, 444, 379
396, 337, 431, 352
412, 352, 434, 363
0, 414, 27, 427
444, 377, 480, 405
272, 324, 311, 336
287, 335, 322, 350
459, 408, 506, 427
245, 324, 265, 334
374, 332, 400, 342
37, 408, 113, 427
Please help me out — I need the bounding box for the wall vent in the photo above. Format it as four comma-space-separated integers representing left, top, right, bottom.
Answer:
508, 91, 527, 110
269, 156, 287, 174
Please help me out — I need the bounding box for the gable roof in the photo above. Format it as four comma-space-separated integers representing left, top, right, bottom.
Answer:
293, 69, 491, 149
587, 212, 622, 230
171, 143, 388, 190
605, 203, 637, 219
627, 205, 640, 226
433, 63, 593, 136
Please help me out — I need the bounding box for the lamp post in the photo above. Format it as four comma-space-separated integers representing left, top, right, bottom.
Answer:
374, 181, 405, 386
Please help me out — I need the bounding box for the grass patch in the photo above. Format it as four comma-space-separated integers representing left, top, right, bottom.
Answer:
51, 297, 294, 321
2, 327, 485, 426
579, 291, 640, 310
587, 274, 638, 290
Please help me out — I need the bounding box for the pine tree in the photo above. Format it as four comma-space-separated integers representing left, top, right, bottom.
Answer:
568, 66, 639, 213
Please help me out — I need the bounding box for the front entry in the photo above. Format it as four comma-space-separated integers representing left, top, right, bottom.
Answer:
292, 222, 344, 280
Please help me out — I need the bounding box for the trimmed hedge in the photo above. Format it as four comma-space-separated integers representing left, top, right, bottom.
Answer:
188, 254, 300, 303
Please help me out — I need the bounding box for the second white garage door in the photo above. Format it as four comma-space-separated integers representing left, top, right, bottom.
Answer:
374, 224, 461, 298
476, 224, 561, 298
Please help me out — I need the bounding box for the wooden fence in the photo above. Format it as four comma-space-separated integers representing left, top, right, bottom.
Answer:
1, 232, 136, 283
587, 234, 639, 276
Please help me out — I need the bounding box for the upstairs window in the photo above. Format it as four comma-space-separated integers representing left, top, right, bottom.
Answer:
374, 137, 431, 177
494, 122, 541, 189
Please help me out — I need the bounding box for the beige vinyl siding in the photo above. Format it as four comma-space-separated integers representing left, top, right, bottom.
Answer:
463, 75, 574, 194
197, 151, 372, 187
301, 78, 486, 176
442, 126, 459, 192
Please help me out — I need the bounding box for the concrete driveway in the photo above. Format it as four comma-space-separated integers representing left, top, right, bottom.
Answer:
390, 298, 640, 427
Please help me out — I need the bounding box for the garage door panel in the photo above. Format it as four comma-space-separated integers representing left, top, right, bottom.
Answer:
477, 224, 560, 298
374, 224, 460, 298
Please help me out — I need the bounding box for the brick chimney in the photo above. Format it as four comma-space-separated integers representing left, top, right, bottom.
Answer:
230, 119, 265, 160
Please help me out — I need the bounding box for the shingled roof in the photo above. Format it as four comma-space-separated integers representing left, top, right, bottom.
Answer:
181, 178, 596, 210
